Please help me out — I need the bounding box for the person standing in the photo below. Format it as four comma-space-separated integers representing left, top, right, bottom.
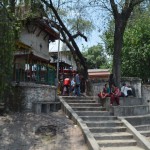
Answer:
70, 77, 75, 96
74, 71, 80, 96
63, 77, 70, 96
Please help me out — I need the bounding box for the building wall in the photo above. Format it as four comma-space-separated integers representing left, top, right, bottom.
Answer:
59, 52, 77, 70
20, 26, 50, 60
50, 51, 77, 70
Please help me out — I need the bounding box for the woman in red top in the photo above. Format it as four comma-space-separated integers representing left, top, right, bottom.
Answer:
110, 84, 121, 106
98, 84, 110, 99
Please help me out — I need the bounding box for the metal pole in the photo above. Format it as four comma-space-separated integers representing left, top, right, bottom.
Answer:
56, 32, 61, 87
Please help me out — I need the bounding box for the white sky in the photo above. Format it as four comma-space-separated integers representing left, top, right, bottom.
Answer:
49, 40, 63, 52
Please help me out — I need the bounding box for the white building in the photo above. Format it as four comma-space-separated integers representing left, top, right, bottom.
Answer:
49, 40, 77, 71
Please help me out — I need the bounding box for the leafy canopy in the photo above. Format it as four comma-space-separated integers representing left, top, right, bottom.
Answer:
82, 44, 110, 69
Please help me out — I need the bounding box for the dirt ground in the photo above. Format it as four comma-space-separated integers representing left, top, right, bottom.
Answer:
0, 110, 88, 150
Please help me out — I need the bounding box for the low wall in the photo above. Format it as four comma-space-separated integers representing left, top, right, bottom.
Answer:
142, 84, 150, 105
121, 77, 142, 98
11, 82, 57, 111
86, 77, 142, 98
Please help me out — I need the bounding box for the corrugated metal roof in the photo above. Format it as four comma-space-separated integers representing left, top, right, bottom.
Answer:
88, 69, 110, 78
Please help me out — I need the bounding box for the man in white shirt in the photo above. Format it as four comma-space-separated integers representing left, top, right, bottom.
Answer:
121, 83, 132, 97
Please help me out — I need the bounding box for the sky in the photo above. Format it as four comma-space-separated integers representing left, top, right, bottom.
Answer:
77, 30, 103, 51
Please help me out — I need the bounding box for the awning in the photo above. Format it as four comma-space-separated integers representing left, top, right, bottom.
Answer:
50, 61, 71, 68
16, 41, 32, 50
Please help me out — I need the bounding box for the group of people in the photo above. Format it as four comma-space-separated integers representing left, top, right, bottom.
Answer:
62, 71, 81, 96
98, 74, 133, 106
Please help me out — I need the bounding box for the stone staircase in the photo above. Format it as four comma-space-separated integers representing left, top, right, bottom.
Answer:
104, 97, 150, 142
124, 114, 150, 139
60, 96, 147, 150
103, 97, 149, 116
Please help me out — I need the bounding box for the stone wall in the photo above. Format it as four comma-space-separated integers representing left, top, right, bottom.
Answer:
86, 77, 142, 98
142, 84, 150, 105
121, 77, 142, 98
12, 82, 57, 111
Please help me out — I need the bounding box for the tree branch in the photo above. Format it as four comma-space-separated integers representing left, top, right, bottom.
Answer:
110, 0, 119, 19
41, 0, 88, 78
121, 0, 144, 25
131, 0, 144, 7
72, 31, 87, 42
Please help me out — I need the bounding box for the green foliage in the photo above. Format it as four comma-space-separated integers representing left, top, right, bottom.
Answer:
102, 19, 115, 56
45, 0, 94, 38
8, 85, 25, 112
0, 0, 50, 97
82, 44, 109, 69
0, 7, 15, 103
122, 10, 150, 82
67, 17, 94, 34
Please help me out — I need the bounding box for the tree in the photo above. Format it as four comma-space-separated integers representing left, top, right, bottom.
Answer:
0, 2, 16, 103
89, 0, 144, 86
0, 0, 46, 104
82, 44, 109, 69
111, 0, 145, 86
41, 0, 94, 79
103, 3, 150, 82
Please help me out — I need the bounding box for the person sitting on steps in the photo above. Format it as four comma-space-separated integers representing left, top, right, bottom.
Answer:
98, 83, 110, 99
121, 83, 133, 97
110, 84, 121, 106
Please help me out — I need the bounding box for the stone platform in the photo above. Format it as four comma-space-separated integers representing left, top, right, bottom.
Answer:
32, 101, 60, 114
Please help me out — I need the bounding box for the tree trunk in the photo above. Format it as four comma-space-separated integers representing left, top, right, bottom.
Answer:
110, 0, 144, 87
113, 18, 124, 87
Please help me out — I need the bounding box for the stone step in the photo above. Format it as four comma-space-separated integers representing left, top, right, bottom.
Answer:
71, 107, 106, 111
93, 132, 133, 140
65, 100, 96, 103
139, 130, 150, 137
124, 114, 150, 126
113, 105, 150, 116
89, 126, 126, 133
68, 103, 100, 107
62, 96, 93, 100
102, 146, 144, 150
85, 120, 123, 127
103, 97, 143, 111
97, 139, 137, 147
75, 111, 110, 116
119, 97, 143, 106
80, 116, 117, 121
135, 124, 150, 131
